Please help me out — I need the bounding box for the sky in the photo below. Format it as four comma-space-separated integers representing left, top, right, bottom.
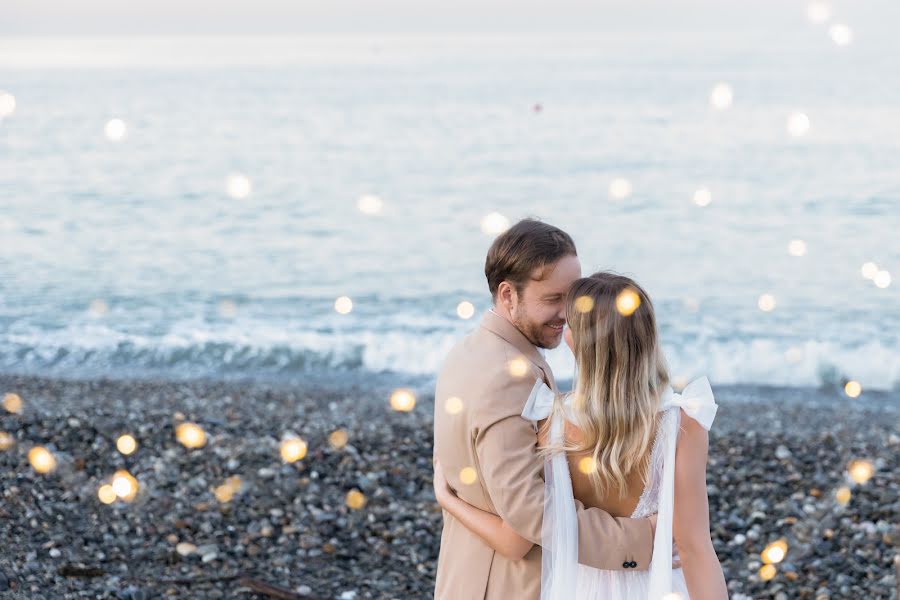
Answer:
1, 0, 894, 36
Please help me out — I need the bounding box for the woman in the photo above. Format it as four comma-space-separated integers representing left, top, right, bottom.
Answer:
433, 272, 728, 599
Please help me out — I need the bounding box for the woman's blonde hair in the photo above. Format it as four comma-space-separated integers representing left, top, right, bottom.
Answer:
544, 271, 670, 498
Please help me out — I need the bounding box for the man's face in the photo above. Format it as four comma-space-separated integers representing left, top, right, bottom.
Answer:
510, 254, 582, 349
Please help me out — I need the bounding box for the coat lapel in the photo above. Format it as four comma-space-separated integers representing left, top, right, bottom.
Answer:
479, 310, 558, 392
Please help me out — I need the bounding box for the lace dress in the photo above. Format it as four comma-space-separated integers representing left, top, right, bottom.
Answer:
521, 377, 718, 600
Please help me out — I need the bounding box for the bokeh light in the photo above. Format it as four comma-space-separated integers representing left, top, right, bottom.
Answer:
3, 392, 23, 414
786, 112, 811, 137
459, 466, 478, 485
225, 173, 252, 199
175, 422, 207, 449
507, 357, 529, 378
759, 564, 777, 581
835, 486, 852, 505
88, 299, 109, 318
615, 288, 640, 316
104, 118, 127, 142
116, 434, 137, 456
578, 456, 597, 474
787, 240, 807, 256
807, 2, 832, 24
480, 212, 510, 235
444, 396, 464, 415
98, 484, 117, 505
328, 429, 349, 449
608, 178, 633, 200
874, 270, 891, 289
280, 436, 308, 463
0, 90, 15, 118
357, 194, 384, 215
346, 489, 367, 509
28, 446, 57, 474
761, 539, 788, 564
334, 296, 354, 314
844, 380, 862, 398
390, 388, 416, 412
709, 83, 734, 109
829, 24, 853, 46
574, 295, 594, 313
848, 459, 874, 484
861, 262, 879, 280
758, 294, 776, 312
0, 432, 15, 451
111, 469, 139, 502
693, 187, 712, 207
456, 301, 475, 319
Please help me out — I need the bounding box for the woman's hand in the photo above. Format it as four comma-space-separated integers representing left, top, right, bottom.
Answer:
432, 457, 456, 506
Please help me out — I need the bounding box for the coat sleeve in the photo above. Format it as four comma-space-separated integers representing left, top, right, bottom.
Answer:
473, 369, 654, 570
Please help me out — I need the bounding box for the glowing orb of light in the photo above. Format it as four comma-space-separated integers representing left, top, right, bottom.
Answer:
28, 446, 57, 474
759, 564, 777, 581
0, 91, 16, 118
116, 434, 137, 456
807, 2, 831, 24
874, 270, 891, 289
758, 294, 776, 312
835, 486, 851, 505
829, 24, 853, 46
357, 194, 384, 215
861, 262, 879, 280
328, 429, 349, 449
574, 295, 594, 314
578, 457, 597, 475
848, 459, 874, 484
175, 422, 207, 449
334, 296, 353, 315
608, 178, 633, 200
693, 187, 712, 207
761, 539, 788, 564
214, 483, 235, 503
459, 467, 478, 485
456, 301, 475, 320
104, 118, 127, 142
507, 357, 529, 378
787, 240, 807, 256
88, 299, 108, 318
225, 173, 252, 199
3, 392, 23, 414
709, 83, 733, 110
616, 288, 641, 316
480, 212, 510, 235
112, 469, 139, 502
390, 388, 416, 412
346, 489, 367, 509
844, 380, 862, 398
787, 112, 811, 137
98, 484, 117, 505
444, 396, 464, 415
280, 436, 308, 463
0, 432, 15, 451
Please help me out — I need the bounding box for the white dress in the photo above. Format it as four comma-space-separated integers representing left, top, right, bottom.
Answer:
521, 377, 718, 600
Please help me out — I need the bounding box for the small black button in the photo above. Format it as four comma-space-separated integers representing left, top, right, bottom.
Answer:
629, 561, 637, 568
622, 561, 630, 569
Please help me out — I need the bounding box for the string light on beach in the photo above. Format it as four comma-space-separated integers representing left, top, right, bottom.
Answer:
786, 112, 811, 137
346, 489, 367, 509
578, 457, 598, 475
608, 178, 633, 200
328, 429, 349, 449
456, 301, 475, 320
692, 187, 712, 207
98, 484, 117, 505
459, 467, 478, 485
175, 422, 207, 449
758, 294, 776, 312
0, 432, 15, 451
574, 295, 594, 314
761, 539, 788, 564
835, 486, 852, 505
848, 460, 874, 484
873, 270, 891, 289
116, 434, 138, 456
28, 446, 57, 474
759, 563, 777, 581
225, 173, 252, 199
104, 118, 127, 142
0, 90, 16, 118
390, 388, 416, 412
807, 2, 832, 24
357, 194, 384, 215
507, 357, 529, 378
444, 396, 464, 415
616, 288, 641, 316
861, 262, 879, 280
111, 469, 139, 502
709, 83, 734, 110
788, 240, 807, 256
334, 296, 353, 314
844, 380, 862, 398
3, 392, 23, 414
280, 435, 308, 463
829, 24, 853, 46
480, 212, 510, 235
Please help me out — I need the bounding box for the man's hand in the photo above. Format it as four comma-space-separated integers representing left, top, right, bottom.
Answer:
647, 514, 682, 569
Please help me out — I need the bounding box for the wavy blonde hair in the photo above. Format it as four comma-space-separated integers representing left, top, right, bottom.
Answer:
543, 271, 670, 498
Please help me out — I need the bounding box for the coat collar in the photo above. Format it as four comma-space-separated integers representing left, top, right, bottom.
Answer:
480, 310, 557, 391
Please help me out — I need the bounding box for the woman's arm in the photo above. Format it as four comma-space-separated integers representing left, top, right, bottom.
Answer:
433, 458, 534, 560
672, 409, 728, 600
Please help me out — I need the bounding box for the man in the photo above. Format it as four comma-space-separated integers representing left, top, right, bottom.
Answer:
433, 219, 655, 599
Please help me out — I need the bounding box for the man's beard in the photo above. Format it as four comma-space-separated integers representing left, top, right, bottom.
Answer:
513, 309, 563, 350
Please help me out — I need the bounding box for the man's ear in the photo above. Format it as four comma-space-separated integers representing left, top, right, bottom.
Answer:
498, 281, 517, 311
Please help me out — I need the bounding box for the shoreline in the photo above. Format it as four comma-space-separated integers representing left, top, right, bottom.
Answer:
0, 373, 897, 598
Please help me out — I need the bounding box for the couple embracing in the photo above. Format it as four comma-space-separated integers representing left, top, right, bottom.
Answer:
432, 219, 728, 599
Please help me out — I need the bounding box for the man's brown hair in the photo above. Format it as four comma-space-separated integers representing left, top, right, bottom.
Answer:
484, 218, 577, 301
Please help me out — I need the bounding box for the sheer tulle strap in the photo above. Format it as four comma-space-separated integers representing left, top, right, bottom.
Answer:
539, 394, 579, 600
647, 376, 718, 599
